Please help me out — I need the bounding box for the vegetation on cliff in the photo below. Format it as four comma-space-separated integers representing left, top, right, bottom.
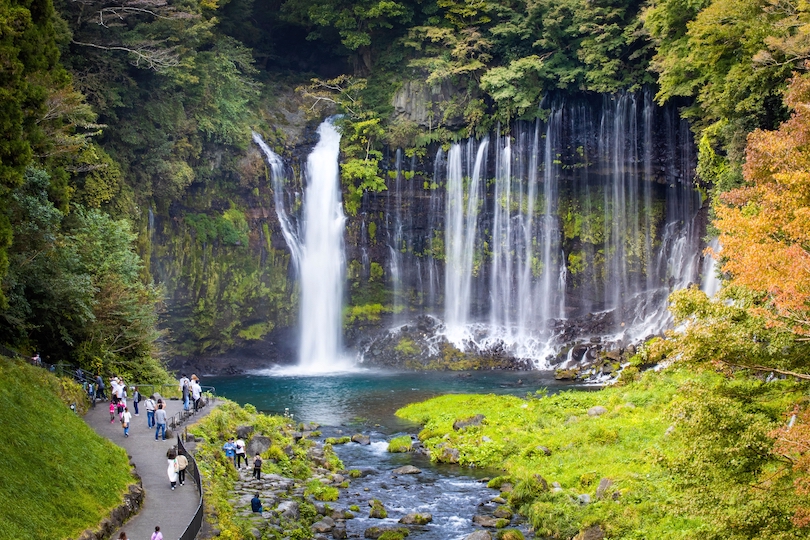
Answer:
0, 357, 134, 540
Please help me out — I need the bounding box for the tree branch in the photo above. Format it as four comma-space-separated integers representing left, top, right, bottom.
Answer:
719, 359, 810, 380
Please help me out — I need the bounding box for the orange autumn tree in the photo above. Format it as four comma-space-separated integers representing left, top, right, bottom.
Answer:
715, 73, 810, 527
715, 74, 810, 340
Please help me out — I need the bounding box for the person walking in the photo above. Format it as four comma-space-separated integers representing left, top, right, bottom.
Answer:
178, 375, 190, 411
132, 386, 140, 416
235, 437, 247, 469
145, 395, 156, 428
155, 402, 167, 441
191, 377, 202, 412
121, 406, 132, 437
117, 532, 128, 540
223, 437, 236, 466
176, 452, 188, 486
150, 526, 163, 540
252, 453, 262, 480
109, 400, 116, 423
167, 448, 179, 490
95, 374, 106, 401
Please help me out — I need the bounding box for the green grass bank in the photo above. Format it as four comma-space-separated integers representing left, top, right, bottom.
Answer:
397, 367, 810, 539
0, 357, 134, 540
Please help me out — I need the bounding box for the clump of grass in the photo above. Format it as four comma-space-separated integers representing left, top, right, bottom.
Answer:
305, 479, 339, 501
0, 357, 134, 540
387, 435, 412, 453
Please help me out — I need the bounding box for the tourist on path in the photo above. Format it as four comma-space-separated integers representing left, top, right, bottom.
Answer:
151, 526, 163, 540
167, 448, 179, 490
176, 452, 188, 486
235, 437, 247, 469
109, 400, 116, 423
252, 453, 262, 479
117, 532, 128, 540
95, 373, 106, 400
144, 395, 156, 428
178, 375, 190, 411
251, 493, 263, 513
132, 386, 141, 416
155, 402, 167, 440
121, 407, 132, 437
191, 377, 202, 412
223, 437, 236, 466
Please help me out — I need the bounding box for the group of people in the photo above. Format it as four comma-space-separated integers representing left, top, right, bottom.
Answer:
166, 446, 189, 490
222, 437, 263, 479
177, 374, 203, 412
115, 525, 163, 540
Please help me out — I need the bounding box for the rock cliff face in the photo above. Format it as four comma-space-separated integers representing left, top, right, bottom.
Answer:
148, 90, 709, 373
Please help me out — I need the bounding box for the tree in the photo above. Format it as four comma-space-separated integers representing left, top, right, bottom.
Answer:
0, 0, 67, 307
716, 74, 810, 339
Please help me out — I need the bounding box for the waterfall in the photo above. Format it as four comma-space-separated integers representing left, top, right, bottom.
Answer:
701, 238, 722, 297
252, 132, 303, 270
298, 121, 348, 371
254, 121, 350, 372
444, 138, 489, 342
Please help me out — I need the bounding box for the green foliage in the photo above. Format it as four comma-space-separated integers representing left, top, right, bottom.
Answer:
394, 337, 419, 355
339, 117, 388, 216
185, 208, 249, 246
1, 168, 168, 382
387, 434, 412, 452
305, 479, 339, 501
0, 357, 134, 540
397, 367, 810, 538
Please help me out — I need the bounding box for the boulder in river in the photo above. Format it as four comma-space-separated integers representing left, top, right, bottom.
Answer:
399, 512, 432, 524
472, 515, 501, 528
463, 532, 492, 540
363, 525, 409, 539
352, 434, 371, 445
392, 465, 421, 475
368, 499, 388, 519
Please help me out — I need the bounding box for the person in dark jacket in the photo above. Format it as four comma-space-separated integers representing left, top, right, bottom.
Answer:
251, 493, 263, 513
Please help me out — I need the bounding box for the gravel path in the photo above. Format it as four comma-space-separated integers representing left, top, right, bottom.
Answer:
84, 396, 217, 540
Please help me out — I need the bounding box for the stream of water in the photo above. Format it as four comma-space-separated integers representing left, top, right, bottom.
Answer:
205, 370, 590, 538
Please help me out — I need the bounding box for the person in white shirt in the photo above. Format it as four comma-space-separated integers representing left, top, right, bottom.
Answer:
235, 438, 247, 468
191, 379, 202, 412
121, 407, 133, 437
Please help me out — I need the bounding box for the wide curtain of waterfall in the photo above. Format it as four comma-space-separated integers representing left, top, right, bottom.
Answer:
257, 92, 710, 369
255, 121, 350, 372
375, 92, 706, 365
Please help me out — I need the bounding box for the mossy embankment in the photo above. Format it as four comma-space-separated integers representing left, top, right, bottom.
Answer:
397, 367, 810, 539
0, 357, 134, 540
189, 401, 346, 539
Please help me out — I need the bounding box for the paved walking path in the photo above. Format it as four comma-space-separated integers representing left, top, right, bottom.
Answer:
85, 397, 217, 540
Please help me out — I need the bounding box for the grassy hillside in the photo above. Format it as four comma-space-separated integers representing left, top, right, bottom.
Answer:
398, 368, 810, 539
0, 357, 134, 540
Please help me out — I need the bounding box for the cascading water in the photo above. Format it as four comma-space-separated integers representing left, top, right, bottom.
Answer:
701, 238, 722, 297
254, 121, 350, 372
444, 138, 488, 343
257, 92, 704, 370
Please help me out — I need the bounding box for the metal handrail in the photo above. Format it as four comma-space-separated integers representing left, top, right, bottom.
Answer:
177, 434, 204, 540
